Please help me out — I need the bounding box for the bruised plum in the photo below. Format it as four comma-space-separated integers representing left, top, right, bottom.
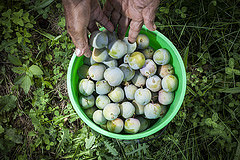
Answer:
107, 118, 124, 133
124, 118, 140, 133
128, 52, 146, 70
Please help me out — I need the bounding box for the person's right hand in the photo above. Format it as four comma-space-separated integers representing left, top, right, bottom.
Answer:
63, 0, 114, 57
103, 0, 160, 43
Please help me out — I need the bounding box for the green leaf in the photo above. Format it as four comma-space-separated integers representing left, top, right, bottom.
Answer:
233, 69, 240, 75
14, 75, 25, 85
42, 81, 53, 89
0, 38, 18, 51
21, 75, 31, 94
33, 29, 55, 40
181, 7, 187, 12
25, 23, 34, 28
34, 0, 54, 10
27, 131, 36, 137
104, 141, 118, 156
12, 67, 26, 74
8, 54, 22, 66
217, 87, 240, 94
225, 67, 233, 75
16, 32, 23, 43
85, 135, 96, 149
0, 95, 17, 112
0, 125, 4, 134
29, 65, 43, 76
17, 9, 23, 17
229, 58, 235, 68
22, 12, 30, 22
5, 128, 23, 144
2, 9, 11, 18
183, 46, 189, 69
212, 113, 218, 122
15, 18, 24, 26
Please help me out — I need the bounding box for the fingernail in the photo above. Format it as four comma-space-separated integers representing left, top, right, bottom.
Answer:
75, 48, 81, 57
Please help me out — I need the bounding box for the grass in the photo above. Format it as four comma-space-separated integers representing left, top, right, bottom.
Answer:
0, 0, 240, 159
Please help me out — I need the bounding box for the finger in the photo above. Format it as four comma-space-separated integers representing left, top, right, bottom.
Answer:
88, 20, 98, 33
95, 9, 114, 32
117, 16, 130, 40
142, 1, 160, 31
103, 0, 114, 19
71, 28, 91, 57
111, 10, 121, 29
128, 20, 143, 43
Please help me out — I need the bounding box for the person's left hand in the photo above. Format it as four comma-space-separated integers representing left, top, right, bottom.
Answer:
63, 0, 114, 57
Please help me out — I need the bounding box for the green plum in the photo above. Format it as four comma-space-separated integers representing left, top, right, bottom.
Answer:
132, 100, 144, 115
136, 116, 150, 132
128, 51, 146, 70
153, 48, 170, 65
144, 103, 162, 119
107, 118, 124, 133
119, 63, 135, 82
103, 57, 118, 68
79, 94, 95, 109
159, 64, 175, 78
146, 75, 162, 92
84, 106, 97, 119
96, 95, 111, 109
88, 63, 106, 81
100, 124, 107, 130
162, 74, 178, 92
131, 71, 146, 87
96, 80, 111, 94
123, 54, 130, 63
123, 37, 137, 53
103, 103, 120, 120
124, 118, 140, 133
77, 64, 89, 79
120, 102, 135, 118
104, 67, 124, 86
93, 110, 107, 125
108, 87, 125, 103
92, 48, 108, 62
142, 47, 154, 59
160, 105, 168, 117
103, 30, 118, 44
136, 34, 149, 50
140, 59, 157, 77
90, 56, 96, 65
90, 31, 108, 49
134, 88, 152, 105
108, 40, 127, 59
79, 79, 95, 96
83, 56, 91, 65
158, 89, 174, 105
124, 84, 137, 100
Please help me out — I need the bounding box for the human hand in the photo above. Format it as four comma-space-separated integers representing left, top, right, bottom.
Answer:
103, 0, 160, 43
62, 0, 114, 57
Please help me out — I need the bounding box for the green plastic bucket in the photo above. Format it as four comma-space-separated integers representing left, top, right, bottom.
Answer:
67, 25, 186, 140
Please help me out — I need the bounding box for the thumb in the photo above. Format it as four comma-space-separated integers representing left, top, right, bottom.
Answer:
71, 28, 91, 58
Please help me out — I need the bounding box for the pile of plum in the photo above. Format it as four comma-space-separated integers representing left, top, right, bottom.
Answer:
77, 30, 178, 134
